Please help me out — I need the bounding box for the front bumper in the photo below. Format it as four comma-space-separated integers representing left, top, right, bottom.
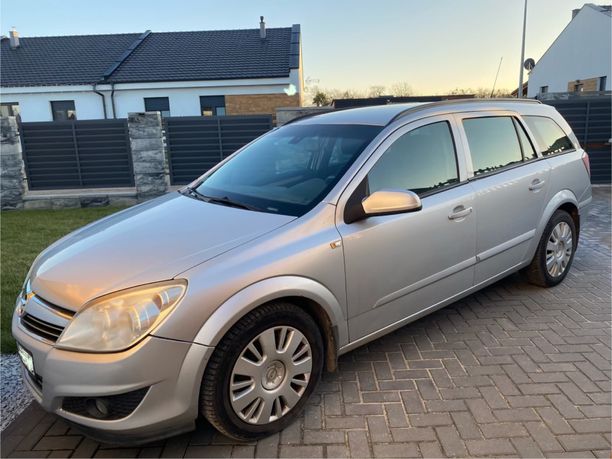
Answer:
12, 311, 213, 444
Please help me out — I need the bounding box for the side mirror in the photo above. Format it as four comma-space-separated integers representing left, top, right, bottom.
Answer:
362, 189, 422, 217
345, 188, 422, 223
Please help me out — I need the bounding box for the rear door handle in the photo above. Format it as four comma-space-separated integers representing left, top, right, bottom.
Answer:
448, 206, 473, 220
529, 179, 546, 191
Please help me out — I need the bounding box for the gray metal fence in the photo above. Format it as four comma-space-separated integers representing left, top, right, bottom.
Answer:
20, 119, 134, 190
543, 95, 611, 184
164, 115, 273, 185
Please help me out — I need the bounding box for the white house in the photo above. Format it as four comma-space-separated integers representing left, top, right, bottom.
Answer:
527, 4, 611, 98
0, 18, 303, 121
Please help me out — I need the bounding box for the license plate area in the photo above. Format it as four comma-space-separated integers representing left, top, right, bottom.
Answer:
17, 343, 35, 375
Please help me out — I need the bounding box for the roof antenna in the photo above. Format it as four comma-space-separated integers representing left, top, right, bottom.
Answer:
490, 56, 503, 98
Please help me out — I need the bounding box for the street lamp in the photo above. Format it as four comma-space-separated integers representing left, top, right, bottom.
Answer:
518, 0, 528, 98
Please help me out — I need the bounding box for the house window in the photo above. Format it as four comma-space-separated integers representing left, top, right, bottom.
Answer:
540, 86, 548, 94
200, 96, 226, 116
51, 100, 76, 120
573, 83, 584, 93
600, 76, 607, 92
0, 102, 19, 117
144, 97, 170, 117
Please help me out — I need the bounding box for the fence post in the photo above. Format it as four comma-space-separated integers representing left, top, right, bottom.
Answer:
127, 112, 168, 200
1, 117, 26, 210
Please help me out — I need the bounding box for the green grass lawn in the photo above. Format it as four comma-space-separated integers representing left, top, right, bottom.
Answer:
1, 206, 126, 353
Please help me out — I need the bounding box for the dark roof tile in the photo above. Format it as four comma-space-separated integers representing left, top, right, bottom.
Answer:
1, 27, 298, 87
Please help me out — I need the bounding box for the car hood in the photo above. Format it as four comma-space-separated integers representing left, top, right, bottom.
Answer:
29, 193, 295, 311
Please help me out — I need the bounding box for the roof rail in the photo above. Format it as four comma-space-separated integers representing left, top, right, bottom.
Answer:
282, 108, 336, 126
386, 97, 542, 126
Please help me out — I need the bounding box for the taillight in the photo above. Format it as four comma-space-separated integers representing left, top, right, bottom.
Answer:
581, 151, 591, 177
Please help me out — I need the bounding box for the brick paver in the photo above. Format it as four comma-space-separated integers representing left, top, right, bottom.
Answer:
2, 187, 610, 458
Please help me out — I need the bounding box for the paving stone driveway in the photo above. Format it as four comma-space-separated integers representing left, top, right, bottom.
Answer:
2, 187, 610, 458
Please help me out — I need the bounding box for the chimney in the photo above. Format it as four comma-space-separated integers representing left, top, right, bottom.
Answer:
9, 27, 19, 49
259, 16, 266, 39
572, 8, 581, 19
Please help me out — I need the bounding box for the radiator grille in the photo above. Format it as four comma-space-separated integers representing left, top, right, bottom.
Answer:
21, 313, 65, 342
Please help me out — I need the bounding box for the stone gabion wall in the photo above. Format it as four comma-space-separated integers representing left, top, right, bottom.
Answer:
0, 113, 172, 210
1, 117, 26, 210
127, 112, 169, 200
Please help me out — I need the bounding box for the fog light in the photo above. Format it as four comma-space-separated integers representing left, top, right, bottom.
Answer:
63, 387, 149, 420
85, 398, 110, 419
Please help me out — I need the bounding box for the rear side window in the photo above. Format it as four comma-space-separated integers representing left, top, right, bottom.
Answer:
367, 121, 459, 195
463, 117, 523, 176
523, 116, 574, 156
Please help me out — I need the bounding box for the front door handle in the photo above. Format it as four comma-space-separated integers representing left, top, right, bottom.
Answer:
529, 178, 546, 191
448, 206, 473, 220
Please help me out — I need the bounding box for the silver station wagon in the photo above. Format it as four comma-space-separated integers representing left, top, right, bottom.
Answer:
13, 99, 592, 443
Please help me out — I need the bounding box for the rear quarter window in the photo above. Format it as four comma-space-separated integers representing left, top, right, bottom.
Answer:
523, 116, 575, 156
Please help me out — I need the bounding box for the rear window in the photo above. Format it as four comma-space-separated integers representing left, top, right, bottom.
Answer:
523, 116, 574, 156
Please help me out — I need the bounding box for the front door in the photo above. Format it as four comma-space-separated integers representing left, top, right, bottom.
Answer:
336, 117, 477, 342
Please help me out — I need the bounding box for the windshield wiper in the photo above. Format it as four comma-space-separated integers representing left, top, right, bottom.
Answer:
205, 195, 264, 212
180, 186, 208, 202
180, 187, 263, 212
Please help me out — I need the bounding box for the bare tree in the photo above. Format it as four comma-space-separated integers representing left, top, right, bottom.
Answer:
338, 88, 365, 99
391, 82, 413, 96
368, 85, 386, 97
448, 87, 512, 98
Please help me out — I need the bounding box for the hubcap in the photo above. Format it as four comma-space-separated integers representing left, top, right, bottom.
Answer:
230, 326, 312, 425
262, 361, 286, 390
546, 222, 573, 278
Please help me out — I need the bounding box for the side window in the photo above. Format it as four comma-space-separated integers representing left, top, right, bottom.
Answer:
367, 121, 459, 196
523, 116, 574, 156
513, 118, 538, 160
51, 100, 76, 121
463, 117, 523, 176
200, 96, 226, 116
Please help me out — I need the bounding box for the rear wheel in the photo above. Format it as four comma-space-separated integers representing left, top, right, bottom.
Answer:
200, 302, 323, 440
525, 209, 577, 287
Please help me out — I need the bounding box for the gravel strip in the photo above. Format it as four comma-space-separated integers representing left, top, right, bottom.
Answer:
1, 354, 33, 431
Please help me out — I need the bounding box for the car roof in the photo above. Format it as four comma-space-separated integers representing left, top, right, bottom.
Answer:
293, 99, 545, 127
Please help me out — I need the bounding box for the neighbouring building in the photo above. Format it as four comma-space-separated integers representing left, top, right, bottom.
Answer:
0, 18, 303, 121
527, 4, 611, 98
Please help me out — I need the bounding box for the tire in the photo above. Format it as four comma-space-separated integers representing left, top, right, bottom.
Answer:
524, 209, 577, 287
200, 302, 324, 441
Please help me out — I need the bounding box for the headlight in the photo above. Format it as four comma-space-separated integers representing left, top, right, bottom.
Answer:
20, 278, 33, 302
56, 280, 187, 353
15, 278, 33, 316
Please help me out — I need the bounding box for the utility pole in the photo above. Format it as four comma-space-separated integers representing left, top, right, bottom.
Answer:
518, 0, 528, 98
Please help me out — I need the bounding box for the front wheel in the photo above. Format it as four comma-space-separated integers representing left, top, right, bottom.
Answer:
525, 209, 577, 287
200, 302, 324, 441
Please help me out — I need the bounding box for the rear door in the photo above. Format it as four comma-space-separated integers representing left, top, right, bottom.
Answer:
455, 112, 551, 285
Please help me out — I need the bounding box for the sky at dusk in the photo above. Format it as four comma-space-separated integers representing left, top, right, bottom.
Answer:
2, 0, 609, 95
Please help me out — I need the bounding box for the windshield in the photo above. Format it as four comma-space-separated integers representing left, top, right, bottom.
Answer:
195, 124, 382, 216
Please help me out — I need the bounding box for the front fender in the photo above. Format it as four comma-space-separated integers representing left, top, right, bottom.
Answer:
192, 276, 348, 349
